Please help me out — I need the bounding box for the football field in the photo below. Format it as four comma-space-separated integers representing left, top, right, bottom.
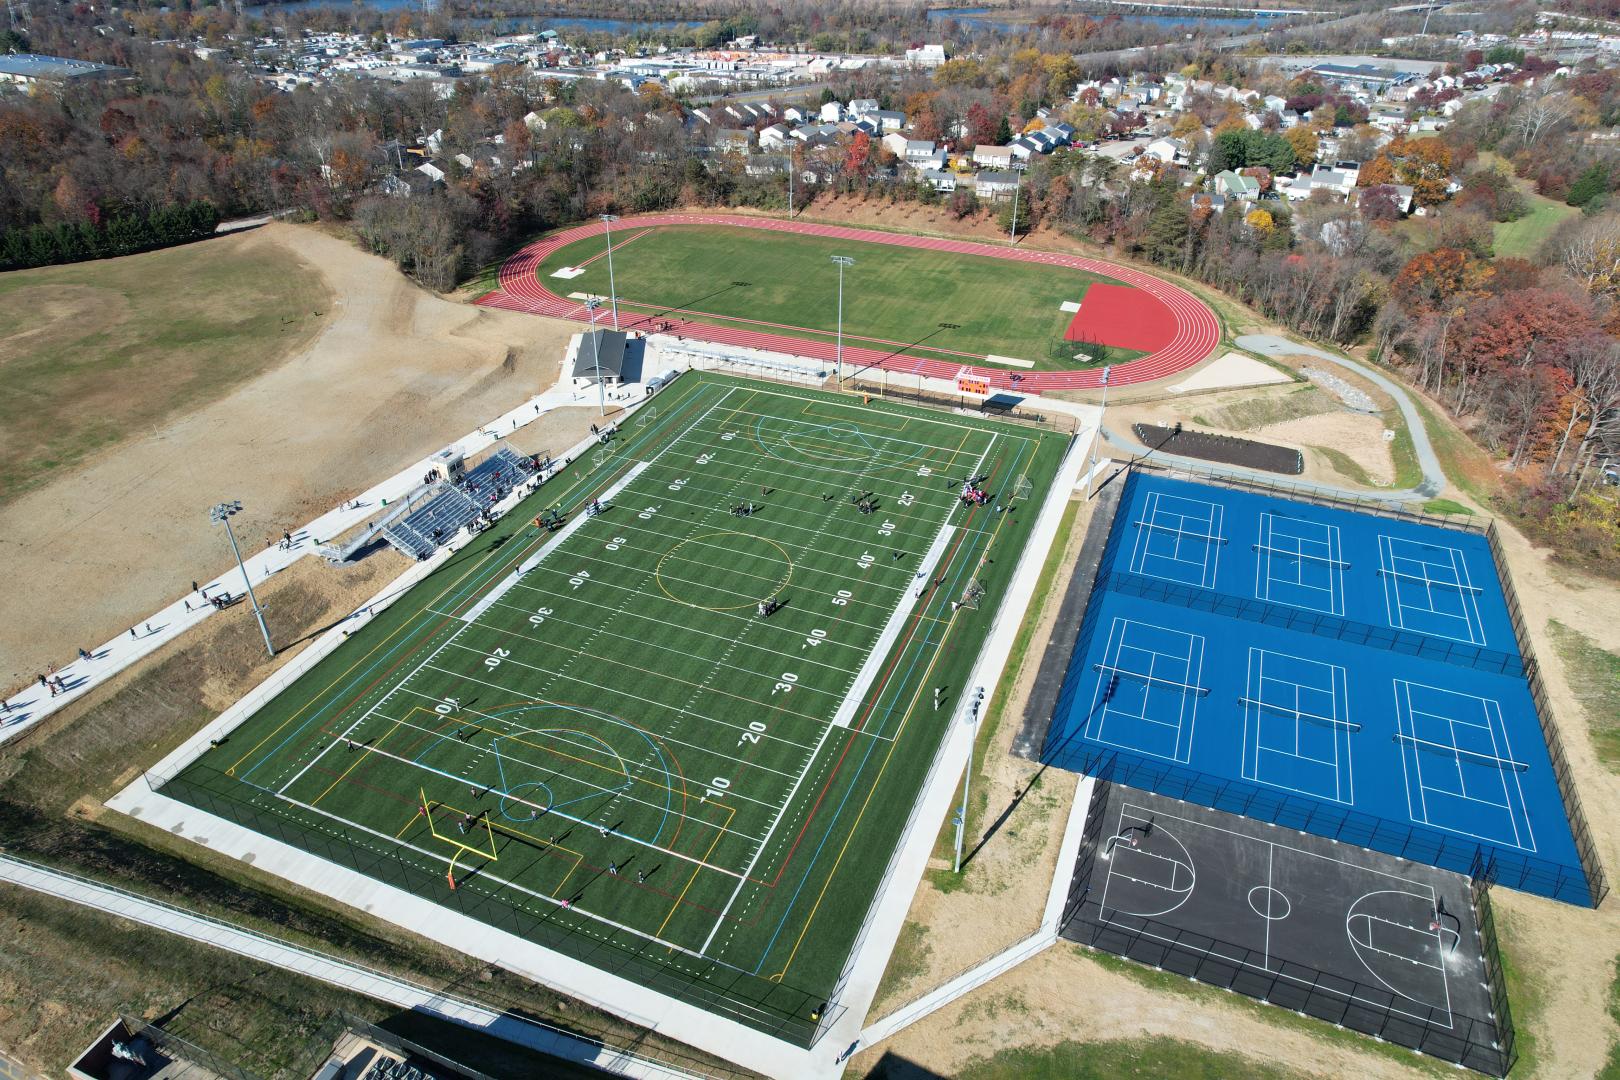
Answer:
161, 373, 1066, 1042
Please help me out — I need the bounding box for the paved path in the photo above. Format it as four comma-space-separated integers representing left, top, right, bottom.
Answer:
0, 381, 643, 746
477, 213, 1220, 391
1098, 335, 1447, 502
0, 854, 705, 1080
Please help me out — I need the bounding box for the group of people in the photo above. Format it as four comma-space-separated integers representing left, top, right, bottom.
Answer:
730, 502, 758, 518
590, 422, 618, 446
756, 598, 782, 618
585, 498, 607, 517
849, 490, 879, 515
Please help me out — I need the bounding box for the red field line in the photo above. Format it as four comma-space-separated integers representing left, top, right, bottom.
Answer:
476, 213, 1221, 391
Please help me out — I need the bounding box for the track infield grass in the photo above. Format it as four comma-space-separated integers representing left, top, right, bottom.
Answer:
160, 372, 1066, 1042
535, 224, 1148, 371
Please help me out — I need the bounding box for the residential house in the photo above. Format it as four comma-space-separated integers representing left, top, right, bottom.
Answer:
975, 170, 1020, 200
920, 168, 957, 192
1211, 169, 1261, 201
712, 128, 754, 153
869, 109, 905, 132
906, 44, 947, 67
1144, 137, 1183, 164
972, 144, 1014, 169
819, 100, 842, 123
759, 123, 791, 149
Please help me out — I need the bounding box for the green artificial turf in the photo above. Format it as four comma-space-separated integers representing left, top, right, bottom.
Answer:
162, 372, 1065, 1042
535, 224, 1148, 371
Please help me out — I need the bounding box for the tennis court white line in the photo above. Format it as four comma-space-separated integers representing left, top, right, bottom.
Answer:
1393, 680, 1536, 852
1241, 648, 1354, 804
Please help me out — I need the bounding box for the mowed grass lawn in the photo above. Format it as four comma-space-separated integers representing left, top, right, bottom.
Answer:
166, 373, 1064, 1040
538, 224, 1145, 370
0, 235, 328, 506
1494, 193, 1579, 259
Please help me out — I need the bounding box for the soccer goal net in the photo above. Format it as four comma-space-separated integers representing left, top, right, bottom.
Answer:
1013, 474, 1033, 500
962, 578, 987, 609
593, 448, 612, 469
641, 405, 656, 426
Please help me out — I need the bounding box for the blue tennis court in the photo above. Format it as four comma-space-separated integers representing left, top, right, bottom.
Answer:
1043, 471, 1599, 907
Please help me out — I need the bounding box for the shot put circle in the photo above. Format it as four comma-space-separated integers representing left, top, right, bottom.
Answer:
656, 532, 793, 610
1247, 884, 1292, 921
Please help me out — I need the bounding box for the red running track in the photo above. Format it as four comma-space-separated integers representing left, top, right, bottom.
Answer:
476, 213, 1220, 391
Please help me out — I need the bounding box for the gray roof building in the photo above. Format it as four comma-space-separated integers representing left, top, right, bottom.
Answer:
573, 329, 627, 381
0, 53, 132, 85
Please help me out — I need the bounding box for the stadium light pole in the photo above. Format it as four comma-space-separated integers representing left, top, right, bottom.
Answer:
599, 213, 620, 331
1008, 160, 1028, 245
584, 297, 607, 416
831, 255, 854, 391
1089, 364, 1111, 472
953, 687, 985, 873
209, 501, 275, 658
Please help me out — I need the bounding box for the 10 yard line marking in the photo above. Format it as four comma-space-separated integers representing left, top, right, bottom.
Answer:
701, 721, 839, 957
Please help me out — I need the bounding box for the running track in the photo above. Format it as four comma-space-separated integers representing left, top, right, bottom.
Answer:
476, 214, 1220, 391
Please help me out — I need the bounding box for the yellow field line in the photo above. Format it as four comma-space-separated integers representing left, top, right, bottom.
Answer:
769, 478, 1016, 980
655, 798, 734, 942
310, 715, 404, 808
224, 380, 718, 776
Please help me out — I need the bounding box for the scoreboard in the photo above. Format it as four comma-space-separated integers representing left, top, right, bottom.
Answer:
956, 368, 990, 395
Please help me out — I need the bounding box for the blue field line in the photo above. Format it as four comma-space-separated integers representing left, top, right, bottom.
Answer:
234, 380, 725, 787
747, 434, 1036, 974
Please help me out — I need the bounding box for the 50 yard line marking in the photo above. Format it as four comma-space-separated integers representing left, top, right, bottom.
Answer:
698, 427, 989, 958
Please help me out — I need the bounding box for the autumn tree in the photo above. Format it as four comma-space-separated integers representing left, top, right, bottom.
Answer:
1359, 136, 1453, 207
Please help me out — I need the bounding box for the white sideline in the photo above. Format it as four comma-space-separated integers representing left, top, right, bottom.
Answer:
830, 524, 954, 730
465, 461, 651, 624
814, 434, 1094, 1070
0, 854, 704, 1080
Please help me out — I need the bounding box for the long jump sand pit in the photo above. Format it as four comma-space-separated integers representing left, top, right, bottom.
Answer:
0, 225, 584, 689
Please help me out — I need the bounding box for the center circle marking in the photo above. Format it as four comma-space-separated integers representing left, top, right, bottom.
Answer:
655, 531, 793, 611
1248, 885, 1291, 921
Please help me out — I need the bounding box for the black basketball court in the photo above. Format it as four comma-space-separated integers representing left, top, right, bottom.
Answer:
1061, 782, 1515, 1076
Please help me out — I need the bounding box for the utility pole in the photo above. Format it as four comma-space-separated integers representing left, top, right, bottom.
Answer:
210, 501, 275, 658
599, 213, 620, 331
831, 255, 854, 390
1009, 160, 1028, 245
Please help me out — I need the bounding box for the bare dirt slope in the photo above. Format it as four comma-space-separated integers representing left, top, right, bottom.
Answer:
0, 224, 579, 687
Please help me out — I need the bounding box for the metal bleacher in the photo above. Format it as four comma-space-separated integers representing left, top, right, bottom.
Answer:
461, 445, 535, 502
381, 484, 481, 560
377, 447, 535, 561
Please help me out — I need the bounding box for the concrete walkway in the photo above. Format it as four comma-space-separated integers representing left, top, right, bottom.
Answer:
0, 379, 647, 746
1096, 335, 1447, 503
1235, 334, 1445, 498
0, 854, 706, 1080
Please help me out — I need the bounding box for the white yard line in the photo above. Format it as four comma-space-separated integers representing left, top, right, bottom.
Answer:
463, 461, 652, 625
700, 721, 838, 957
276, 617, 473, 797
831, 433, 995, 732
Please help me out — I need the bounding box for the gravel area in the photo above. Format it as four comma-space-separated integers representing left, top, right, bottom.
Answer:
1301, 366, 1376, 413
